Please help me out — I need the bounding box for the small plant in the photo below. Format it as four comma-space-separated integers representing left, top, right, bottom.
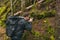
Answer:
30, 10, 55, 20
42, 19, 55, 40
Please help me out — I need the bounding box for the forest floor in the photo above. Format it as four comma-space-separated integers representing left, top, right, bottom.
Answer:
0, 17, 55, 40
33, 17, 55, 32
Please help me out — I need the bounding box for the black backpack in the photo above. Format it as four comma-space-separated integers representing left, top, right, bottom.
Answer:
6, 16, 22, 37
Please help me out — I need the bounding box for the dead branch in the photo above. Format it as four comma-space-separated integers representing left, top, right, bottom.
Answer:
14, 0, 44, 16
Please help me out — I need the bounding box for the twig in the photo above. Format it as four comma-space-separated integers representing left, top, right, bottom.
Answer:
14, 0, 44, 16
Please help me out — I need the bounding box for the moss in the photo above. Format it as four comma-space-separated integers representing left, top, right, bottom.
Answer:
0, 6, 7, 15
30, 9, 56, 20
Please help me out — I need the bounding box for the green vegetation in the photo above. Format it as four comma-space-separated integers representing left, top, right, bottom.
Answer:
30, 9, 56, 19
0, 0, 56, 40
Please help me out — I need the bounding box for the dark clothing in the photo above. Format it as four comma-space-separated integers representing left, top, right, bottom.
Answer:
6, 16, 32, 40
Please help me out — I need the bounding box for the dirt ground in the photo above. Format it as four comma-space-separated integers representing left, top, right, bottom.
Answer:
0, 17, 55, 40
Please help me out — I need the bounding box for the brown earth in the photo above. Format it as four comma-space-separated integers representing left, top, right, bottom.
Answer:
33, 17, 55, 32
0, 17, 55, 40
